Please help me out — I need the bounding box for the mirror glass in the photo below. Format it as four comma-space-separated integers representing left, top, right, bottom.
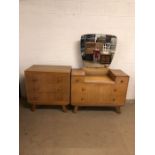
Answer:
81, 34, 117, 67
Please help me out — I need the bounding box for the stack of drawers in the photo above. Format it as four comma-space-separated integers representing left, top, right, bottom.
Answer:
25, 65, 71, 112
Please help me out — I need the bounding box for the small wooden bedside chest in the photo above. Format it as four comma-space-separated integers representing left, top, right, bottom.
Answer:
24, 65, 71, 112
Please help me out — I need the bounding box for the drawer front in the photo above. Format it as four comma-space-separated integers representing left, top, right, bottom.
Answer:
26, 72, 69, 88
27, 91, 69, 104
115, 77, 129, 85
71, 76, 129, 106
72, 77, 84, 83
71, 82, 116, 105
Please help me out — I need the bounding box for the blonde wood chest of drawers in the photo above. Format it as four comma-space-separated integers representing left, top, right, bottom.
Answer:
25, 65, 71, 112
71, 67, 129, 113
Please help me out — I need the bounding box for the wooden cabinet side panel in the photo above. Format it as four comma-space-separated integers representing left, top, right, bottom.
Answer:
114, 77, 129, 105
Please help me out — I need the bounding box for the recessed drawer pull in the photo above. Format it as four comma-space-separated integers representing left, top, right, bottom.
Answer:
81, 97, 84, 101
113, 98, 116, 101
120, 80, 124, 83
113, 89, 117, 92
32, 79, 38, 82
81, 88, 86, 91
75, 79, 79, 82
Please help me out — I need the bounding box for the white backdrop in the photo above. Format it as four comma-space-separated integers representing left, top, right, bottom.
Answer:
19, 0, 135, 99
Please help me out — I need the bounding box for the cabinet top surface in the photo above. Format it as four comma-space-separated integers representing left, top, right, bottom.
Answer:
25, 65, 71, 73
110, 69, 129, 77
72, 68, 129, 77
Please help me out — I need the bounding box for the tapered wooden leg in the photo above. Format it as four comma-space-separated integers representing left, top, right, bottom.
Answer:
62, 105, 67, 112
73, 106, 78, 113
31, 104, 36, 112
115, 106, 121, 114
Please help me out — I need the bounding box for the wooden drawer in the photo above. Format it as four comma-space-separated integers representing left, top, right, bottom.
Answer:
27, 91, 69, 105
71, 81, 128, 106
115, 76, 129, 85
71, 82, 116, 105
26, 71, 69, 87
72, 77, 84, 83
26, 72, 69, 84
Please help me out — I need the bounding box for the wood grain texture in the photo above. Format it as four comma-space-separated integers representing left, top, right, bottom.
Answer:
25, 65, 71, 110
83, 67, 109, 76
71, 68, 129, 112
25, 65, 71, 73
84, 76, 115, 84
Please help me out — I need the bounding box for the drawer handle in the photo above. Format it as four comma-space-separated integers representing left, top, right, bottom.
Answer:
81, 97, 84, 101
32, 79, 38, 82
113, 98, 116, 101
120, 80, 124, 83
75, 79, 79, 82
113, 89, 117, 92
81, 88, 86, 91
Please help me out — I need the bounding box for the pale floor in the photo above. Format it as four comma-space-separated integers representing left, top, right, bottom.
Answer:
20, 100, 135, 155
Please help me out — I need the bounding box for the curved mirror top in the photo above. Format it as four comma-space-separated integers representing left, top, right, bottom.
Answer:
81, 34, 117, 67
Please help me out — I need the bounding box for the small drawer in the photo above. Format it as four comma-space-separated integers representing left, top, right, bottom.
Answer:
31, 78, 38, 82
26, 77, 39, 84
72, 77, 84, 83
116, 77, 129, 84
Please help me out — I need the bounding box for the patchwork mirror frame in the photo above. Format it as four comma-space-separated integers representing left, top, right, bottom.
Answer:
81, 34, 117, 67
